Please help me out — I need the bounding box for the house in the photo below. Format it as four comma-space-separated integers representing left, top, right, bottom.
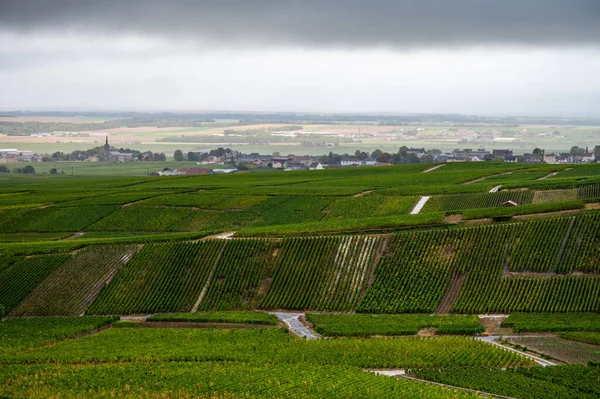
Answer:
582, 153, 596, 163
271, 157, 293, 169
492, 149, 513, 157
109, 151, 134, 162
241, 153, 273, 165
284, 162, 309, 171
309, 162, 324, 170
504, 155, 518, 163
501, 200, 519, 207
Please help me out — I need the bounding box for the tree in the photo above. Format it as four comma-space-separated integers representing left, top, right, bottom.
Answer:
594, 145, 600, 157
376, 152, 392, 163
173, 149, 185, 161
49, 168, 58, 174
0, 165, 9, 173
187, 152, 199, 162
532, 148, 544, 155
570, 146, 585, 155
22, 165, 35, 174
371, 149, 383, 160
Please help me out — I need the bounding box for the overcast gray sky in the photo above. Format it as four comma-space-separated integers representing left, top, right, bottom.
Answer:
1, 0, 599, 116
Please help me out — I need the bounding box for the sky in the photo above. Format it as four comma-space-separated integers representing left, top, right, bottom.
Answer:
1, 0, 599, 117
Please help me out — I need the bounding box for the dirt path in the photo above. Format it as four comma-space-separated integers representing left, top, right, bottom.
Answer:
202, 231, 235, 240
410, 196, 431, 214
270, 312, 320, 339
537, 171, 560, 180
477, 336, 556, 367
436, 274, 466, 314
421, 164, 446, 173
63, 232, 85, 240
353, 190, 373, 197
462, 171, 515, 185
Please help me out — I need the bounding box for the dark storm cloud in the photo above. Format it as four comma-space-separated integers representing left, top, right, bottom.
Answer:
1, 0, 599, 48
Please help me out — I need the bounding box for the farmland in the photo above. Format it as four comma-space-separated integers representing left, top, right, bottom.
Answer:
2, 161, 600, 397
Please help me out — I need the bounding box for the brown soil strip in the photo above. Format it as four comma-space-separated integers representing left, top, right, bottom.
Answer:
584, 202, 600, 209
353, 190, 373, 197
122, 199, 146, 207
462, 171, 515, 185
73, 324, 112, 339
512, 209, 581, 221
436, 273, 466, 314
35, 204, 53, 209
139, 321, 275, 329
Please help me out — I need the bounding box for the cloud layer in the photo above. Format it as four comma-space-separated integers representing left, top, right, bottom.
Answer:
1, 0, 599, 48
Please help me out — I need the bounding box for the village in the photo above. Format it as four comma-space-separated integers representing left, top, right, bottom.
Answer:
1, 143, 599, 176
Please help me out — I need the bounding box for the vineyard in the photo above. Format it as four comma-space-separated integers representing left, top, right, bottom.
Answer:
3, 162, 600, 398
88, 241, 225, 314
306, 313, 484, 336
413, 365, 600, 399
11, 245, 138, 316
1, 210, 600, 315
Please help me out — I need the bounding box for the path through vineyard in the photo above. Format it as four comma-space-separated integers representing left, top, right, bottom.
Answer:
436, 274, 465, 314
477, 336, 556, 367
270, 312, 320, 339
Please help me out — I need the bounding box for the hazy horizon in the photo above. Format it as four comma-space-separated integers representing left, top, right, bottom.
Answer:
1, 1, 599, 117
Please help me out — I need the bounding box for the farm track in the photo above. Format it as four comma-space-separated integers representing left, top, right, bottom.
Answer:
270, 312, 320, 339
436, 274, 466, 314
421, 164, 446, 173
462, 171, 516, 185
477, 336, 556, 367
410, 196, 431, 214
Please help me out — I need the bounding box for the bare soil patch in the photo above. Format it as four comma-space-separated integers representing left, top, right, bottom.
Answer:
584, 202, 600, 210
417, 327, 437, 337
504, 335, 600, 365
478, 315, 510, 336
443, 214, 463, 224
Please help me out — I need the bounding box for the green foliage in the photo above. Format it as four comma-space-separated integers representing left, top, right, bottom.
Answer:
0, 205, 119, 233
0, 362, 480, 399
86, 206, 195, 231
0, 316, 117, 355
306, 314, 483, 336
148, 311, 278, 325
413, 365, 600, 399
11, 246, 137, 316
422, 190, 534, 212
461, 200, 585, 220
502, 313, 600, 332
3, 328, 530, 369
0, 255, 69, 314
559, 332, 600, 346
88, 241, 225, 314
198, 239, 276, 310
261, 236, 385, 311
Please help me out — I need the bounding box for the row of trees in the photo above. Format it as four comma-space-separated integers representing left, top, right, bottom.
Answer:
0, 165, 36, 174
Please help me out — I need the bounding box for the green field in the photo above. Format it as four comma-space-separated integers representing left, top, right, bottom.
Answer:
2, 161, 600, 397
